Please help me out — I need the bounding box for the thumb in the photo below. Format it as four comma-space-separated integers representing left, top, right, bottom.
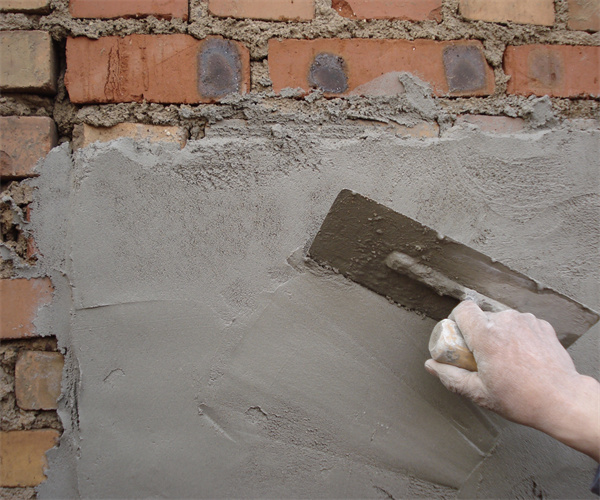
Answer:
425, 359, 488, 402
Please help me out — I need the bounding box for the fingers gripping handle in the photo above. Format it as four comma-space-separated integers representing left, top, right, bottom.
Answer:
429, 319, 478, 372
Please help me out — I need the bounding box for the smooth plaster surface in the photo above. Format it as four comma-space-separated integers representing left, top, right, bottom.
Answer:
30, 113, 599, 498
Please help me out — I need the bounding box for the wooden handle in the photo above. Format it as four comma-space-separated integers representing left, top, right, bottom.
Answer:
429, 319, 477, 372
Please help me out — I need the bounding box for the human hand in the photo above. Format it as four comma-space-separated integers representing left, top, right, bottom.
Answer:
425, 300, 600, 461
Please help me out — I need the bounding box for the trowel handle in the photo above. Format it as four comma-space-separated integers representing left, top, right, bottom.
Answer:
429, 319, 477, 372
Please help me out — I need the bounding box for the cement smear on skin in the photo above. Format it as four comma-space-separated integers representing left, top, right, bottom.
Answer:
28, 113, 599, 498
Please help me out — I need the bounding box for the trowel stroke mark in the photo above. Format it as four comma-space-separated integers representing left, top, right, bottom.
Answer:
206, 272, 499, 488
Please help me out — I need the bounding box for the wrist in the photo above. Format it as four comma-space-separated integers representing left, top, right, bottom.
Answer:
535, 374, 600, 461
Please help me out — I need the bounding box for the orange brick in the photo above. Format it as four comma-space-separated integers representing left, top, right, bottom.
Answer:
0, 430, 59, 487
0, 278, 53, 340
65, 35, 250, 104
459, 0, 555, 26
0, 116, 58, 178
208, 0, 314, 20
0, 31, 58, 94
333, 0, 442, 21
504, 45, 599, 97
73, 123, 187, 150
69, 0, 188, 19
15, 351, 64, 410
568, 0, 600, 31
0, 0, 51, 13
268, 39, 494, 97
455, 115, 525, 133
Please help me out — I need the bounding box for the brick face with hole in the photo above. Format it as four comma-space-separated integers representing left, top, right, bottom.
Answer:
65, 35, 250, 104
269, 39, 495, 97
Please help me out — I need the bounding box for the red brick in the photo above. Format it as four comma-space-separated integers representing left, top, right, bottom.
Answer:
0, 31, 57, 94
0, 278, 53, 340
459, 0, 555, 26
504, 45, 599, 97
268, 39, 494, 97
65, 35, 250, 104
568, 0, 600, 32
69, 0, 188, 19
0, 116, 57, 178
333, 0, 442, 21
208, 0, 314, 21
0, 430, 59, 487
15, 351, 64, 410
0, 0, 51, 13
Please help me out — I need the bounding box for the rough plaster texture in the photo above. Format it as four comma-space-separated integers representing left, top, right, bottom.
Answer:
28, 92, 599, 497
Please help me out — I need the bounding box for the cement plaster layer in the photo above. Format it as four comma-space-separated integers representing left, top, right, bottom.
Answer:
30, 118, 599, 498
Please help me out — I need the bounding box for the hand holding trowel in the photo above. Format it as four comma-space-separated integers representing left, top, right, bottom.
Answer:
309, 190, 600, 462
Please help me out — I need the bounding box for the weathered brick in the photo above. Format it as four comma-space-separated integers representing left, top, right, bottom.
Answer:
73, 123, 187, 150
268, 39, 494, 97
0, 31, 57, 94
504, 45, 599, 97
568, 0, 600, 32
459, 0, 555, 26
208, 0, 314, 21
65, 35, 250, 104
0, 116, 58, 178
70, 0, 188, 19
455, 115, 525, 133
15, 351, 64, 410
0, 0, 51, 13
333, 0, 442, 21
0, 278, 53, 340
0, 430, 59, 487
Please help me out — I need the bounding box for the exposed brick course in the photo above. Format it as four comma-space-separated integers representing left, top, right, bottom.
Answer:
333, 0, 442, 21
459, 0, 555, 26
0, 31, 57, 94
0, 0, 51, 13
15, 351, 64, 410
0, 278, 53, 340
65, 35, 250, 104
504, 45, 600, 97
209, 0, 314, 21
0, 430, 59, 487
269, 39, 494, 97
69, 0, 188, 19
73, 123, 187, 150
567, 0, 600, 31
0, 116, 58, 178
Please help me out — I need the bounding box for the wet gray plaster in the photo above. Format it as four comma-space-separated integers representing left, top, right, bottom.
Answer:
30, 116, 599, 498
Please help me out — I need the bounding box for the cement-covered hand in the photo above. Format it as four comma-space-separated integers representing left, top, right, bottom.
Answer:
424, 300, 600, 462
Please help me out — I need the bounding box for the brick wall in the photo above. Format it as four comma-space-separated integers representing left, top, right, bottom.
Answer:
0, 0, 598, 496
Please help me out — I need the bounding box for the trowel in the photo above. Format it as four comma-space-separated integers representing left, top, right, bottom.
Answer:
309, 190, 599, 370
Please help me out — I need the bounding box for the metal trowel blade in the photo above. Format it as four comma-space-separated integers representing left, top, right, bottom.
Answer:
308, 190, 599, 347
